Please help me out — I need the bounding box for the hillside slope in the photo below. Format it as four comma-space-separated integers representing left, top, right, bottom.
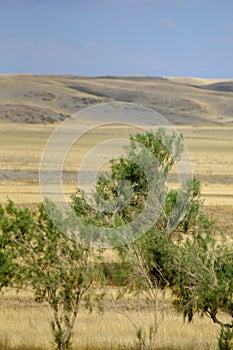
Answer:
1, 75, 233, 125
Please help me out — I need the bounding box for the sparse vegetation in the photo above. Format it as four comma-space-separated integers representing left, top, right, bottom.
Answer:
71, 129, 233, 349
1, 75, 233, 125
1, 129, 231, 349
0, 76, 232, 349
0, 200, 104, 350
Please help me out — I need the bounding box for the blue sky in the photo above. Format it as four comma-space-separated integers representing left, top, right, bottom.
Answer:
1, 0, 233, 77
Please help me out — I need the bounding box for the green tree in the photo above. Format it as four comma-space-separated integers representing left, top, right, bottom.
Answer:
71, 129, 191, 240
0, 200, 34, 290
72, 128, 233, 349
71, 129, 202, 348
169, 217, 233, 350
0, 200, 103, 350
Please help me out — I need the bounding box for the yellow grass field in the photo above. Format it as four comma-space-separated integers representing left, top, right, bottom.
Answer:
0, 288, 224, 350
0, 100, 232, 349
0, 121, 232, 232
0, 122, 232, 200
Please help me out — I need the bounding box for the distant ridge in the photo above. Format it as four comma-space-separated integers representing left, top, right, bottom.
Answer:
0, 74, 233, 125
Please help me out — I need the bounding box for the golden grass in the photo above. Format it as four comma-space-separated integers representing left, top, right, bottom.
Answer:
0, 124, 232, 349
0, 289, 221, 350
0, 122, 232, 235
0, 123, 232, 207
0, 122, 55, 171
168, 77, 233, 85
0, 77, 232, 349
1, 74, 233, 126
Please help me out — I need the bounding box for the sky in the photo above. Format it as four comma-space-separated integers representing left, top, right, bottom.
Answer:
1, 0, 233, 77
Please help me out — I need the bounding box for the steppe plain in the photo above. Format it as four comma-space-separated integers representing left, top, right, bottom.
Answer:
0, 75, 232, 349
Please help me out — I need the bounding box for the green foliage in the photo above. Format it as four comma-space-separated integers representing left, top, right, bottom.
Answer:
1, 128, 232, 349
166, 213, 233, 343
0, 200, 36, 289
101, 260, 132, 287
171, 224, 233, 323
71, 129, 184, 231
71, 128, 203, 347
219, 326, 233, 350
72, 128, 233, 347
136, 326, 156, 350
99, 129, 184, 224
0, 200, 104, 350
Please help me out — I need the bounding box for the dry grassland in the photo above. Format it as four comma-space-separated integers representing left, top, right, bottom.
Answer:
1, 74, 233, 125
0, 102, 232, 348
0, 289, 223, 350
0, 122, 232, 230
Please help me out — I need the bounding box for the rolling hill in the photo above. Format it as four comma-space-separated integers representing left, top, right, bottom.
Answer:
1, 74, 233, 125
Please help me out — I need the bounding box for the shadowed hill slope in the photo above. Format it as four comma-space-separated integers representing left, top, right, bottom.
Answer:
1, 74, 233, 125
